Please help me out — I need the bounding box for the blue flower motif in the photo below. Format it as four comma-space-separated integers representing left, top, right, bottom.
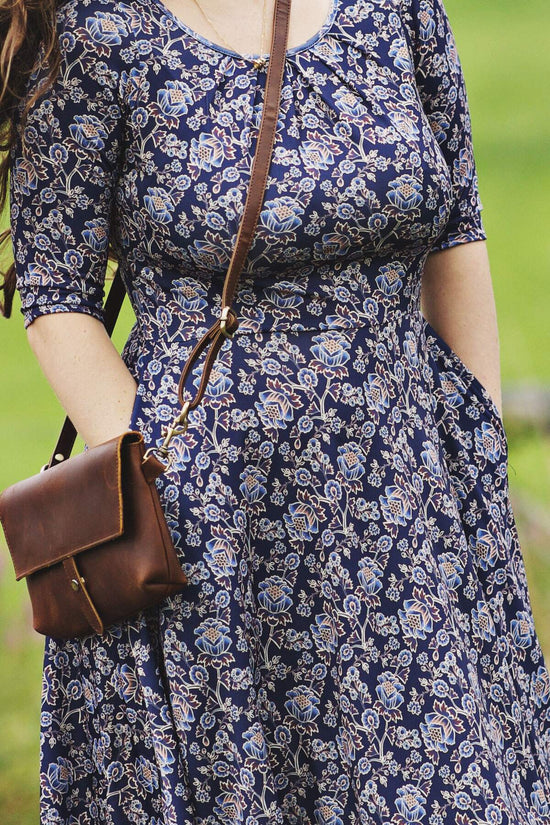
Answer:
242, 723, 268, 760
86, 11, 127, 47
474, 420, 502, 464
387, 174, 424, 211
239, 466, 267, 503
358, 558, 383, 595
389, 37, 414, 72
300, 140, 335, 172
144, 186, 175, 223
310, 332, 351, 372
381, 482, 413, 527
364, 372, 391, 413
420, 439, 442, 477
285, 686, 320, 723
69, 114, 109, 151
510, 610, 533, 649
395, 784, 427, 822
256, 387, 296, 429
258, 577, 293, 614
376, 672, 405, 709
260, 196, 304, 233
204, 538, 237, 578
313, 795, 345, 825
311, 613, 339, 653
47, 757, 73, 794
336, 442, 366, 481
398, 598, 433, 639
213, 790, 246, 822
438, 553, 464, 589
531, 666, 550, 708
194, 618, 232, 658
284, 499, 320, 542
82, 218, 110, 252
471, 600, 496, 642
418, 1, 437, 40
420, 709, 456, 753
376, 261, 405, 295
469, 527, 499, 571
530, 781, 550, 816
157, 80, 194, 117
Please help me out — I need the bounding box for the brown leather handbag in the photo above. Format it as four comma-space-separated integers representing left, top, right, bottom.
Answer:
0, 0, 292, 640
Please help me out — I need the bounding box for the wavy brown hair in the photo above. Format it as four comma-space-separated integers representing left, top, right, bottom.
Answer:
0, 0, 118, 320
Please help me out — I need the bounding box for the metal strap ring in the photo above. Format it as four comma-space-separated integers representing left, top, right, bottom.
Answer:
219, 306, 235, 338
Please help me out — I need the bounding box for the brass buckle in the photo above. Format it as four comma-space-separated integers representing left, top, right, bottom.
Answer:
142, 400, 191, 470
219, 306, 235, 339
142, 446, 174, 472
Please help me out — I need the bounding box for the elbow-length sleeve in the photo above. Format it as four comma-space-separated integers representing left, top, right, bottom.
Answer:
401, 0, 487, 252
10, 2, 126, 330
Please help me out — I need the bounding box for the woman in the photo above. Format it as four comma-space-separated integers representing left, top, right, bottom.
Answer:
1, 0, 549, 822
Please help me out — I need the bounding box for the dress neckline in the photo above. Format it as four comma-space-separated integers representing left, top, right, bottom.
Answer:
147, 0, 340, 63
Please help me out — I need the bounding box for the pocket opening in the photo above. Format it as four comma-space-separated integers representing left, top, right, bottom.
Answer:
422, 316, 506, 438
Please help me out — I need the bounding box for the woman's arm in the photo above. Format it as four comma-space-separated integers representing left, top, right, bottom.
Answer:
27, 313, 138, 449
420, 239, 503, 416
8, 7, 135, 449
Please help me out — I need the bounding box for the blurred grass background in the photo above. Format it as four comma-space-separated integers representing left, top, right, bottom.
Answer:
0, 0, 549, 820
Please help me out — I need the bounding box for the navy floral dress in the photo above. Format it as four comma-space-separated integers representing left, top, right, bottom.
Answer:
10, 0, 550, 822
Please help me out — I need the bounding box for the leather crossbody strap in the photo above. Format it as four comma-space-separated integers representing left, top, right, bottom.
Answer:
46, 0, 292, 471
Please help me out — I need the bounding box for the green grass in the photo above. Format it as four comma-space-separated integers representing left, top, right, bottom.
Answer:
0, 0, 549, 820
449, 0, 550, 380
0, 575, 42, 825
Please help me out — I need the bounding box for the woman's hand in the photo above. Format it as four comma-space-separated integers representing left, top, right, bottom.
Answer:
420, 239, 503, 417
26, 311, 138, 449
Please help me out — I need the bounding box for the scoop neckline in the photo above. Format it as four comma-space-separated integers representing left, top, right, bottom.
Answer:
147, 0, 340, 63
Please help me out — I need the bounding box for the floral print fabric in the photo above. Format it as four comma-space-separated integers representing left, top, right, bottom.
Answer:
10, 0, 550, 822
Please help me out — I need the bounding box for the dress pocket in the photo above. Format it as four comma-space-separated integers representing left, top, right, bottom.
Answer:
422, 317, 506, 442
421, 315, 508, 510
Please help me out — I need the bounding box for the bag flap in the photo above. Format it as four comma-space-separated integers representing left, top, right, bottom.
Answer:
0, 432, 142, 580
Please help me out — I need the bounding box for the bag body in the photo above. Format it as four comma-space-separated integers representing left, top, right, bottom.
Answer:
0, 431, 188, 638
